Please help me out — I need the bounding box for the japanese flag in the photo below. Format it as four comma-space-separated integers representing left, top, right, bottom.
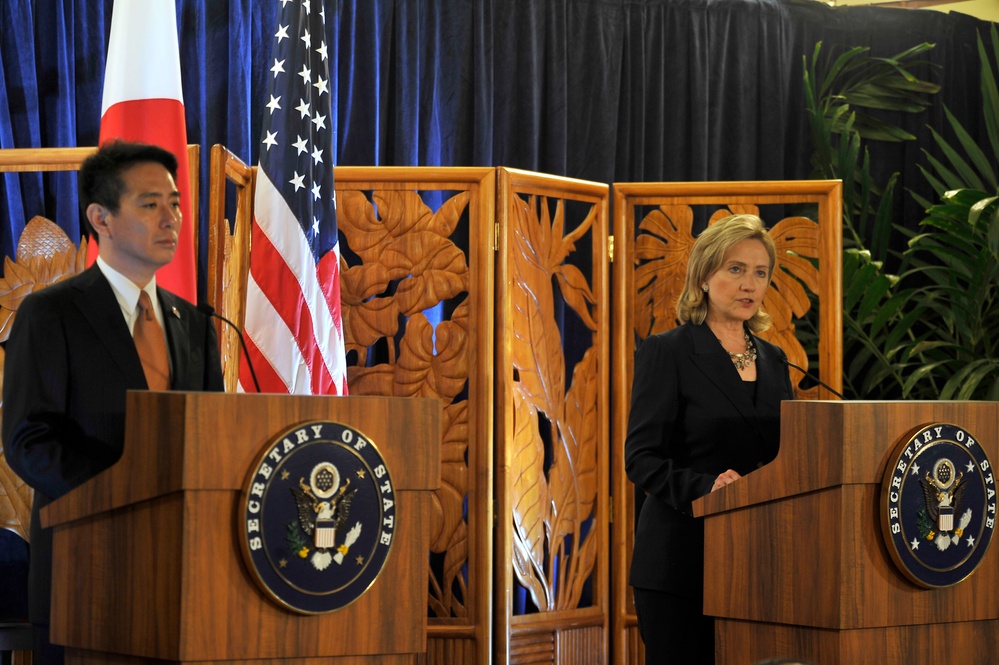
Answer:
93, 0, 195, 301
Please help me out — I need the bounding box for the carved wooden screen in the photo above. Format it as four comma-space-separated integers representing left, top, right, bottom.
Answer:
610, 180, 843, 665
206, 145, 256, 387
209, 158, 498, 664
335, 167, 497, 665
0, 145, 201, 544
495, 168, 611, 665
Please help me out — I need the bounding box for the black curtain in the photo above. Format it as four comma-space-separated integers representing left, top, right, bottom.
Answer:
1, 0, 994, 285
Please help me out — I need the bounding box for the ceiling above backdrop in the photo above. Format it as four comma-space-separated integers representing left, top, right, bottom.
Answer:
831, 0, 999, 22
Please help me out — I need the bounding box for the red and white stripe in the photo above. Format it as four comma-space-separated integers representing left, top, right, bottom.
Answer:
242, 170, 348, 395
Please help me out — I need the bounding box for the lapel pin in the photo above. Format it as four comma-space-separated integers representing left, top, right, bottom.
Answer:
171, 307, 181, 319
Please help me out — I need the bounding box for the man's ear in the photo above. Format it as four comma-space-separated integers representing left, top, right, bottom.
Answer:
86, 203, 112, 239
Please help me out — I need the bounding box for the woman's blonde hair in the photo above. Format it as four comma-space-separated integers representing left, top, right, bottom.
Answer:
675, 214, 777, 333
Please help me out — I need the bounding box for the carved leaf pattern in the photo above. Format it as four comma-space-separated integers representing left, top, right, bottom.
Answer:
344, 289, 401, 351
559, 346, 599, 526
0, 258, 33, 342
335, 188, 472, 619
428, 402, 470, 618
634, 204, 821, 381
392, 234, 468, 316
555, 263, 597, 332
566, 521, 598, 606
634, 205, 696, 337
336, 190, 412, 267
345, 363, 397, 398
510, 195, 567, 414
552, 202, 598, 331
549, 346, 600, 609
0, 217, 89, 541
0, 346, 32, 541
396, 313, 467, 401
511, 386, 551, 610
338, 189, 469, 363
508, 193, 600, 612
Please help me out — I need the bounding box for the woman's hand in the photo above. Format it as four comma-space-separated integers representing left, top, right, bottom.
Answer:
710, 469, 741, 492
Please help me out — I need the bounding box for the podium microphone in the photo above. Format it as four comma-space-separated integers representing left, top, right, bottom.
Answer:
198, 303, 261, 393
781, 355, 846, 400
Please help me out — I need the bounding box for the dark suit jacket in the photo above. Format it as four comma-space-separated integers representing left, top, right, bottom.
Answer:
2, 264, 224, 624
625, 321, 794, 599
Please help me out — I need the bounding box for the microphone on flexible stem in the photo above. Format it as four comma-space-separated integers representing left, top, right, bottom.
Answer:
198, 303, 261, 393
781, 355, 846, 400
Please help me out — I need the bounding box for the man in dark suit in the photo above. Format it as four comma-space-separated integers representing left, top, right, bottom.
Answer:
2, 140, 224, 665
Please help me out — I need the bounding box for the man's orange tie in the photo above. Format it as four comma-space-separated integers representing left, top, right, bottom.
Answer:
135, 291, 171, 390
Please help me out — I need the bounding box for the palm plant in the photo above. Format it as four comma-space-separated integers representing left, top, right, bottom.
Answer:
803, 41, 939, 398
904, 25, 999, 399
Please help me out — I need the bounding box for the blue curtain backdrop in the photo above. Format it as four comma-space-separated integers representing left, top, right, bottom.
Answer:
0, 0, 993, 287
1, 0, 995, 617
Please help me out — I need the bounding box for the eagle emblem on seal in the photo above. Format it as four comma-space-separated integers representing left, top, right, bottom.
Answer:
289, 462, 361, 570
918, 458, 971, 552
240, 420, 398, 613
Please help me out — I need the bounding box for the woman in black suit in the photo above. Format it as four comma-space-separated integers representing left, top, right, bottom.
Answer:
625, 214, 795, 665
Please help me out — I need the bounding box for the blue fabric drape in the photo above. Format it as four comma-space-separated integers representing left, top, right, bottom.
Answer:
1, 0, 996, 618
1, 1, 43, 256
1, 0, 994, 283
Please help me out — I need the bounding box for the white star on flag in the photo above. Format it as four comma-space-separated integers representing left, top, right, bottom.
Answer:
244, 0, 348, 396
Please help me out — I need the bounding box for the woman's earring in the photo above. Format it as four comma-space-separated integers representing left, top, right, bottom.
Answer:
701, 283, 709, 292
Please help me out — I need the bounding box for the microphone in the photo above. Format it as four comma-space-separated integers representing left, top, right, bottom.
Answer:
781, 355, 845, 400
198, 303, 261, 393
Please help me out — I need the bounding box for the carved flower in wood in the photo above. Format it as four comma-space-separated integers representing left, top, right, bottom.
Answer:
0, 216, 88, 342
0, 216, 87, 541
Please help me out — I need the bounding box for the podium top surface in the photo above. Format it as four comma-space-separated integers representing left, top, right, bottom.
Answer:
43, 392, 441, 527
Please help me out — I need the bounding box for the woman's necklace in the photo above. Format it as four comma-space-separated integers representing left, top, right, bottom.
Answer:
729, 330, 757, 371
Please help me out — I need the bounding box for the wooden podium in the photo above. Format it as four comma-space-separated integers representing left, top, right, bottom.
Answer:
694, 400, 999, 665
41, 392, 440, 665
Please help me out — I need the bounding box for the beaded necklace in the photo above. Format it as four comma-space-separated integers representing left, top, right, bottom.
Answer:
729, 330, 757, 371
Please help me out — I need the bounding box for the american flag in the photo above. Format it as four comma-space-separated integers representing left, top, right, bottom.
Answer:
242, 0, 348, 395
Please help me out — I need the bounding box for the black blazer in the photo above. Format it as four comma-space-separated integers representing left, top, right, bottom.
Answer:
625, 321, 794, 599
2, 264, 224, 623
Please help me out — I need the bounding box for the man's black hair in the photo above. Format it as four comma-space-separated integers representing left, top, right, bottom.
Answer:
78, 140, 179, 240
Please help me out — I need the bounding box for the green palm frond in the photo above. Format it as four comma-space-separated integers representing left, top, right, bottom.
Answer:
904, 25, 999, 400
804, 40, 940, 398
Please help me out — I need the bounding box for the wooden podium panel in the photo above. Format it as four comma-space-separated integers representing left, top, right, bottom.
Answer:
695, 401, 999, 665
715, 618, 999, 665
42, 392, 440, 665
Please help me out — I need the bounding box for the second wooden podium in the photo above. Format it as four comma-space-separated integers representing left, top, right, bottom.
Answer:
42, 391, 440, 665
695, 400, 999, 665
